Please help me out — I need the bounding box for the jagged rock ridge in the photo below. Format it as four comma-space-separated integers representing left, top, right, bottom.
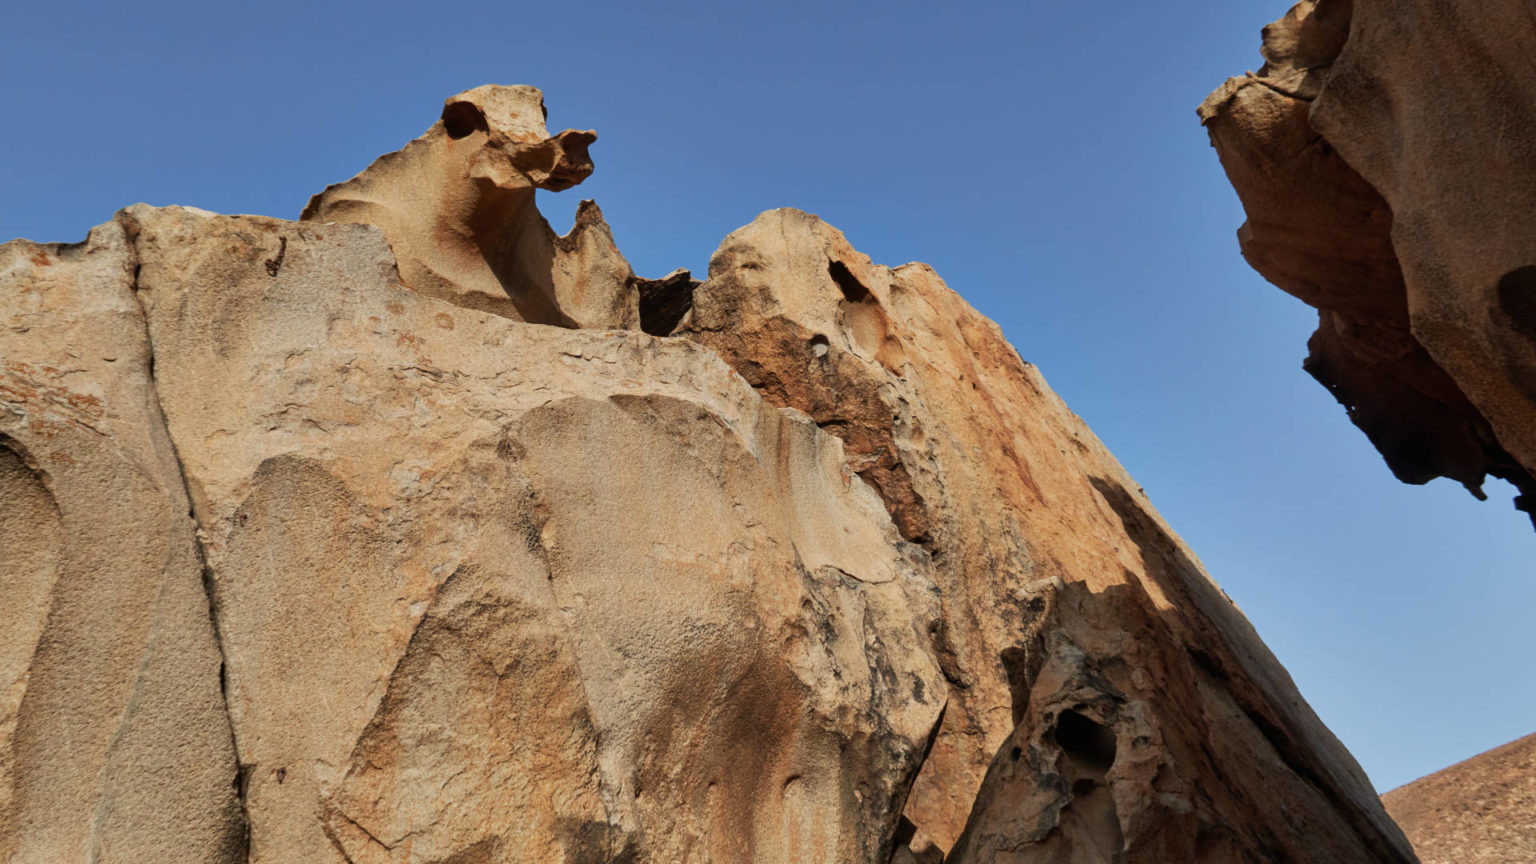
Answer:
1200, 0, 1536, 526
2, 85, 1415, 862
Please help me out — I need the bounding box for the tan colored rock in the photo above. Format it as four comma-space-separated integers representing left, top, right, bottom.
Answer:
123, 203, 944, 862
302, 84, 638, 329
679, 208, 1415, 861
2, 85, 1422, 863
1383, 732, 1536, 864
1200, 0, 1536, 523
0, 222, 244, 861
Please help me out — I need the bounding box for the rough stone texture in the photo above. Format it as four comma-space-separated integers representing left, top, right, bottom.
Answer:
1200, 0, 1536, 524
1383, 732, 1536, 864
678, 209, 1415, 862
0, 221, 244, 862
121, 203, 945, 863
1, 86, 1418, 862
303, 85, 639, 330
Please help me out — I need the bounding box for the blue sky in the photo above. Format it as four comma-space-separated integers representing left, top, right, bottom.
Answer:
5, 0, 1531, 793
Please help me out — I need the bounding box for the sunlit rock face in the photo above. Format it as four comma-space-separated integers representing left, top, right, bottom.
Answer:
1201, 0, 1536, 528
1, 85, 1414, 863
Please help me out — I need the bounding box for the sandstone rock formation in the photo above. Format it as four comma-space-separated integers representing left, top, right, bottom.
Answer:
1383, 732, 1536, 864
0, 220, 244, 864
679, 209, 1412, 863
302, 85, 637, 330
1200, 0, 1536, 526
3, 85, 1416, 862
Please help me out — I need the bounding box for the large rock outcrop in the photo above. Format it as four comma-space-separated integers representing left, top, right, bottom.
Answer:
1382, 732, 1536, 864
679, 209, 1411, 862
2, 85, 1416, 862
1200, 0, 1536, 525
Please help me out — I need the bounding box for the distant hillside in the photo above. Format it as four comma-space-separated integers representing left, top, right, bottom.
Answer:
1383, 733, 1536, 864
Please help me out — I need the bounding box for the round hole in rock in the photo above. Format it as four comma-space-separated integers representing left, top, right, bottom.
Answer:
809, 334, 830, 358
1053, 709, 1117, 778
442, 101, 489, 140
1497, 265, 1536, 340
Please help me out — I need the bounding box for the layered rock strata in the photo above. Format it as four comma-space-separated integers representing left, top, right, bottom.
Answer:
2, 85, 1416, 862
1200, 0, 1536, 525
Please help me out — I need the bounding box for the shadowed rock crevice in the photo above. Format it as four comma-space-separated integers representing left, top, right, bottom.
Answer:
634, 267, 699, 336
1497, 266, 1536, 342
1053, 710, 1116, 779
829, 259, 872, 302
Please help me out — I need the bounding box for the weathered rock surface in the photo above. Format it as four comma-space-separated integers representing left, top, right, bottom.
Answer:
1200, 0, 1536, 524
303, 85, 637, 330
2, 85, 1416, 862
679, 209, 1413, 862
1382, 732, 1536, 864
127, 203, 945, 863
0, 221, 244, 861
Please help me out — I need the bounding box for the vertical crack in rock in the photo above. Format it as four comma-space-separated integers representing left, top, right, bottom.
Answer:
118, 209, 253, 856
1, 217, 246, 862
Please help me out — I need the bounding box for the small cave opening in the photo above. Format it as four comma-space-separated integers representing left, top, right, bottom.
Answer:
809, 333, 831, 357
828, 259, 872, 303
1053, 709, 1117, 778
634, 269, 699, 337
442, 101, 489, 140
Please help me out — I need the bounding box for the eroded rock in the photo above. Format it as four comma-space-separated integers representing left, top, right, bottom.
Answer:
302, 85, 638, 330
120, 203, 943, 862
1, 85, 1418, 863
1200, 0, 1536, 523
0, 221, 244, 862
678, 208, 1415, 862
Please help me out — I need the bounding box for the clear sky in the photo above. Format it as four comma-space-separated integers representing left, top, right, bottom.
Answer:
5, 0, 1531, 794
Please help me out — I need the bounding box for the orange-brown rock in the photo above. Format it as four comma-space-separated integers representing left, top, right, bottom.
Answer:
2, 86, 1417, 862
1200, 0, 1536, 524
1383, 732, 1536, 864
678, 208, 1414, 862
